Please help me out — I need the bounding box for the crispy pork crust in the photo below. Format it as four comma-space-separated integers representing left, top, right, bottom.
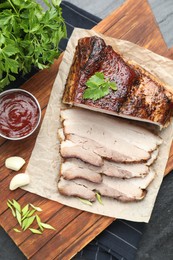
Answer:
63, 36, 173, 127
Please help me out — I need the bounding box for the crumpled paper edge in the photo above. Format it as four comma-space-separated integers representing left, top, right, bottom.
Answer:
23, 28, 173, 223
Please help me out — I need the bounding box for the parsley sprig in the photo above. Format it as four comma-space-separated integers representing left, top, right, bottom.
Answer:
83, 72, 117, 101
0, 0, 66, 91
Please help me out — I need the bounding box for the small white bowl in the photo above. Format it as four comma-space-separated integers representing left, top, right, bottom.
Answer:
0, 89, 41, 140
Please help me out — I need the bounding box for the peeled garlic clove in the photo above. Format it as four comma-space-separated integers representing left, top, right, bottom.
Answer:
5, 156, 25, 171
9, 173, 30, 191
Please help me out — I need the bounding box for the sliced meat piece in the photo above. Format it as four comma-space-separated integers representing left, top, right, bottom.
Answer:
65, 133, 151, 163
62, 36, 173, 127
60, 140, 104, 166
146, 149, 159, 166
74, 177, 146, 202
96, 184, 146, 202
65, 158, 149, 179
102, 160, 149, 178
61, 108, 162, 152
61, 160, 102, 183
58, 178, 96, 202
127, 169, 155, 189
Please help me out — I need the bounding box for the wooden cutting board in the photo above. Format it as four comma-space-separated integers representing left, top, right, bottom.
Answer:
0, 0, 173, 259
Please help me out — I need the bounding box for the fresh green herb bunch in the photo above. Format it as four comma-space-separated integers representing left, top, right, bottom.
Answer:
0, 0, 67, 91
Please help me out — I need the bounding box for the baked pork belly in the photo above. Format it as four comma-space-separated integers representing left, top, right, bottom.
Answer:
58, 178, 96, 202
69, 177, 146, 202
61, 159, 103, 183
58, 108, 162, 203
62, 158, 150, 179
127, 169, 155, 189
61, 133, 152, 164
60, 158, 155, 189
60, 139, 104, 166
58, 177, 146, 202
60, 108, 162, 165
61, 108, 162, 152
63, 36, 173, 127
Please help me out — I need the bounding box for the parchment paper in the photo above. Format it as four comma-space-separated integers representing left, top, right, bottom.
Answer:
23, 28, 173, 223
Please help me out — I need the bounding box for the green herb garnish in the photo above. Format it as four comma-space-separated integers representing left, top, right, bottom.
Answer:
0, 0, 66, 91
13, 228, 21, 233
95, 192, 103, 205
79, 198, 93, 206
7, 200, 16, 217
29, 203, 42, 212
29, 228, 42, 235
7, 199, 56, 234
83, 72, 117, 101
39, 222, 56, 230
22, 216, 36, 231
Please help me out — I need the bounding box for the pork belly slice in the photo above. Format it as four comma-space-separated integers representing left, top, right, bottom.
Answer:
61, 108, 162, 152
63, 133, 152, 164
60, 140, 104, 167
74, 177, 146, 202
58, 178, 96, 202
146, 149, 159, 166
62, 36, 173, 127
58, 176, 145, 202
102, 160, 149, 178
61, 160, 102, 183
64, 158, 149, 179
60, 155, 155, 187
127, 169, 155, 189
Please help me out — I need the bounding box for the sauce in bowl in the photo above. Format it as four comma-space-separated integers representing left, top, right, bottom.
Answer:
0, 89, 41, 140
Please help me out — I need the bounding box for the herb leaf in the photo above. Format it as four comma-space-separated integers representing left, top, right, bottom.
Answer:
36, 215, 44, 231
7, 201, 16, 217
79, 198, 93, 206
30, 204, 42, 212
83, 72, 117, 101
13, 228, 21, 233
29, 228, 42, 234
22, 216, 35, 231
22, 204, 29, 216
15, 209, 22, 226
12, 200, 21, 213
40, 223, 56, 230
86, 72, 105, 87
95, 192, 103, 205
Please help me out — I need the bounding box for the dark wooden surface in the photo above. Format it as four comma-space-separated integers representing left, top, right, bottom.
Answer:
0, 0, 173, 259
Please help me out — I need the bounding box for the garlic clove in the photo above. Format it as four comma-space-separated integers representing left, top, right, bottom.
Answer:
9, 173, 30, 191
5, 156, 25, 171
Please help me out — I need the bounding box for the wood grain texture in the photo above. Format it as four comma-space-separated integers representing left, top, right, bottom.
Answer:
93, 0, 170, 56
0, 0, 173, 259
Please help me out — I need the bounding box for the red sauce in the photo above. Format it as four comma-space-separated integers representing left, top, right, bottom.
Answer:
0, 91, 40, 138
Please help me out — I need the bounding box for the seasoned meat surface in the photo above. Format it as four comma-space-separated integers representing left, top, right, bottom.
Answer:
63, 36, 173, 127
